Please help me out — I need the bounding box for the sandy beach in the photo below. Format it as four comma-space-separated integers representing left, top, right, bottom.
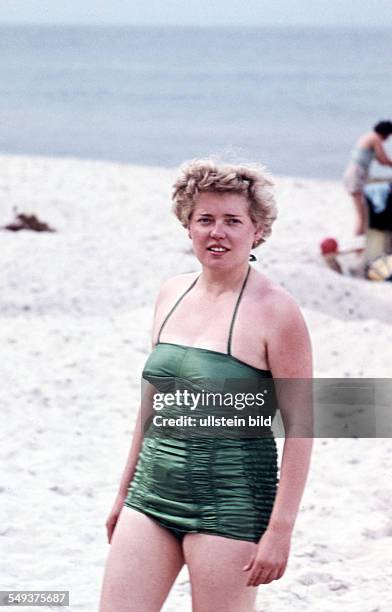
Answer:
1, 154, 391, 611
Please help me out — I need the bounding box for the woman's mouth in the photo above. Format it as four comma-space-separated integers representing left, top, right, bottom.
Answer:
207, 246, 230, 253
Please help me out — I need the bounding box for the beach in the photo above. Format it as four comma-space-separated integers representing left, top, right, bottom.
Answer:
1, 153, 392, 611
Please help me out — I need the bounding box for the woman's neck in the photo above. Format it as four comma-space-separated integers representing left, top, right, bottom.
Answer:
197, 263, 250, 298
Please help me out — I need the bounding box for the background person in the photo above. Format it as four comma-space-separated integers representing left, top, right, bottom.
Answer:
343, 120, 392, 236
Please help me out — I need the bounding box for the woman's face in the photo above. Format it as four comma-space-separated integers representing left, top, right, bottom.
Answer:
188, 192, 262, 268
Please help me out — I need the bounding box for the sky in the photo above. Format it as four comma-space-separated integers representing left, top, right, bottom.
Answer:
0, 0, 392, 27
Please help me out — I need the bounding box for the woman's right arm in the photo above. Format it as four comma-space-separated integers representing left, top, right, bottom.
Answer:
105, 384, 156, 543
105, 274, 183, 542
115, 383, 156, 500
105, 286, 165, 543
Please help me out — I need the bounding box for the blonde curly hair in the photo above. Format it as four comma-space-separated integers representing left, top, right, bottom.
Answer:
172, 159, 277, 247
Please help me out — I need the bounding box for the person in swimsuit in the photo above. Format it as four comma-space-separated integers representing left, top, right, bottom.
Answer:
342, 120, 392, 236
99, 159, 313, 612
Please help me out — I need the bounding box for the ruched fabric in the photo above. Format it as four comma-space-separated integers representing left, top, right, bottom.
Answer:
124, 343, 279, 543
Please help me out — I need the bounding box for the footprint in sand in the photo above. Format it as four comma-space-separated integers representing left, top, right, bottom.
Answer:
363, 525, 392, 539
298, 571, 334, 585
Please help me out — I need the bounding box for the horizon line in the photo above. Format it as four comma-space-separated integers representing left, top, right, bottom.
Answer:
0, 21, 391, 29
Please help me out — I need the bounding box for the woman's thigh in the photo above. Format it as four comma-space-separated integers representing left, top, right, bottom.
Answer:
99, 507, 184, 612
183, 533, 258, 612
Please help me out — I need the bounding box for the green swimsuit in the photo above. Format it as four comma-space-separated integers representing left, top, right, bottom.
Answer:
124, 266, 279, 543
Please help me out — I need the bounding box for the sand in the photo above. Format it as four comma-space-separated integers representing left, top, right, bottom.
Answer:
1, 154, 391, 611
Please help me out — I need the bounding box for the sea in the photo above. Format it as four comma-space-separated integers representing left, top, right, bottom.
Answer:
0, 24, 391, 178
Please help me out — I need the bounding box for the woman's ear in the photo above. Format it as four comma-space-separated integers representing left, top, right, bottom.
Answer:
254, 225, 263, 245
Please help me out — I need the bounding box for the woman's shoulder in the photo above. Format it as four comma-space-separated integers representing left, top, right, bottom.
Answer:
359, 131, 379, 148
156, 271, 199, 301
252, 270, 303, 322
252, 272, 311, 368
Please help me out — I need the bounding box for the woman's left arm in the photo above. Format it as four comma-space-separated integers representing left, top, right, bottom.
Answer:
244, 291, 313, 587
373, 137, 392, 166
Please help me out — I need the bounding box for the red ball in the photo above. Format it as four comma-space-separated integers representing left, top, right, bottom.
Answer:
320, 237, 338, 255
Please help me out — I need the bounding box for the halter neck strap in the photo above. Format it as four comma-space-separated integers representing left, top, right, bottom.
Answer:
157, 274, 200, 344
227, 265, 251, 355
157, 266, 252, 353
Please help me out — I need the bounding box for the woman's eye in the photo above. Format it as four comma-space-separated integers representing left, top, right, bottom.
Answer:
196, 218, 240, 225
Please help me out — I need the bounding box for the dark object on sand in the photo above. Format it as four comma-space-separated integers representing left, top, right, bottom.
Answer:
2, 209, 56, 232
364, 181, 392, 231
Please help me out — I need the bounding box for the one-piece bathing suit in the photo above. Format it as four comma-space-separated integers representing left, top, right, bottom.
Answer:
124, 266, 279, 543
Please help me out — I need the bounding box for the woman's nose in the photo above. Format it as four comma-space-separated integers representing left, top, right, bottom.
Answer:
210, 223, 226, 238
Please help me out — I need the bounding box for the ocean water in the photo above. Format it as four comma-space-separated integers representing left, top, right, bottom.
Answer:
0, 24, 391, 178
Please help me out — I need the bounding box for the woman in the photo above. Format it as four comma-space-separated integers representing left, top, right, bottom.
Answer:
343, 120, 392, 236
99, 160, 313, 612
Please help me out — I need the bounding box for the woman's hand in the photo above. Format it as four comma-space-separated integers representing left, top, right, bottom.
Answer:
105, 494, 126, 544
243, 525, 292, 586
